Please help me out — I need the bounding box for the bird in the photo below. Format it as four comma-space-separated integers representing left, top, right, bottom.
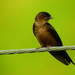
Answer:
33, 11, 75, 65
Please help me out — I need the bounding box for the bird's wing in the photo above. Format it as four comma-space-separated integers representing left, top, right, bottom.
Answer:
45, 23, 75, 65
33, 23, 36, 35
45, 23, 63, 46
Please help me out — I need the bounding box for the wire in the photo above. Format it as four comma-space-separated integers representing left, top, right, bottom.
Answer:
0, 45, 75, 55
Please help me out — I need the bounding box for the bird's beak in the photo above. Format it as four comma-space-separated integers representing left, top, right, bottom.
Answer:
49, 16, 53, 19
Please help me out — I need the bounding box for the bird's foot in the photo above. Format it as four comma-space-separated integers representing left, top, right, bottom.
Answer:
47, 46, 52, 48
36, 47, 43, 49
36, 46, 52, 49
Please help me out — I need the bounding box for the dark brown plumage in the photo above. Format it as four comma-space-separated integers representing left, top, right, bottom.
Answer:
33, 12, 75, 65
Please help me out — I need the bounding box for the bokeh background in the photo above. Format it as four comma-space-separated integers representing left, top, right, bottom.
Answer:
0, 0, 75, 75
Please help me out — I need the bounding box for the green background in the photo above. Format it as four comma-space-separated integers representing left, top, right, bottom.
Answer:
0, 0, 75, 75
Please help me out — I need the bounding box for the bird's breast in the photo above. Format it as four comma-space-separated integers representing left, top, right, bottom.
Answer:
35, 26, 58, 47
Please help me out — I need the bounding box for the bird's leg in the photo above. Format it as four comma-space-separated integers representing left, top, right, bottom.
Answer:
46, 45, 52, 48
36, 47, 43, 49
36, 45, 52, 49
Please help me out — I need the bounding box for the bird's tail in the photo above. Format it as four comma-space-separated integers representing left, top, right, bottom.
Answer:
49, 51, 75, 65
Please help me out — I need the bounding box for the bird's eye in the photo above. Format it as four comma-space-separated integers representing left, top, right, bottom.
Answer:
43, 14, 47, 17
42, 13, 50, 17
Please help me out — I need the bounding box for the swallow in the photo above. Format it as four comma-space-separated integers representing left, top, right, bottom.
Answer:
33, 11, 75, 65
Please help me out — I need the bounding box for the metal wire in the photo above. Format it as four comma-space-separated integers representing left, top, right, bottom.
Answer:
0, 45, 75, 55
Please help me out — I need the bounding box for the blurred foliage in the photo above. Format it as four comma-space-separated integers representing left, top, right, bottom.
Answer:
0, 0, 75, 75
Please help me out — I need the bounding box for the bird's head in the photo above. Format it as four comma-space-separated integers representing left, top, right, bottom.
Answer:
35, 12, 53, 22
